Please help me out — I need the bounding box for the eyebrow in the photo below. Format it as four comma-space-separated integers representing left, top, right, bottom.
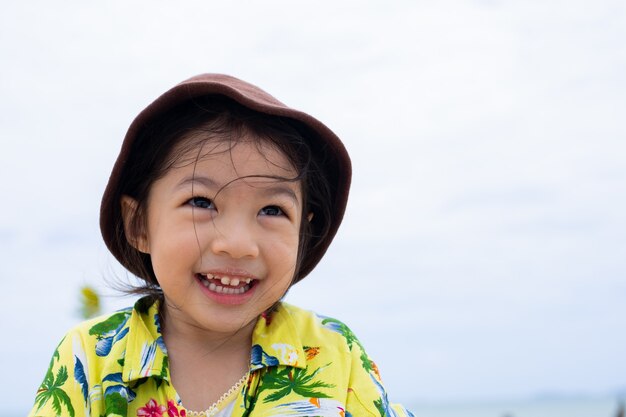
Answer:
261, 184, 299, 204
176, 175, 300, 203
176, 175, 218, 191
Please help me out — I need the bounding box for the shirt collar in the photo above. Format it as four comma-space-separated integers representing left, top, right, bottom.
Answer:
122, 297, 169, 383
250, 303, 307, 371
122, 298, 306, 383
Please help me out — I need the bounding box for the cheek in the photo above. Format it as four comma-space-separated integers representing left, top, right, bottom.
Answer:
268, 235, 300, 276
148, 226, 200, 269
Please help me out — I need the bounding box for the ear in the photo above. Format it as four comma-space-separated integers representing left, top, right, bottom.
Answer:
307, 212, 314, 222
120, 195, 150, 253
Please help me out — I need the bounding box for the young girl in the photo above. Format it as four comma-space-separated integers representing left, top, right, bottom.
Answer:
29, 74, 414, 417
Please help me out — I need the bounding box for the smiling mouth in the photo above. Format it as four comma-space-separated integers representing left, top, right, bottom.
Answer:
196, 273, 255, 295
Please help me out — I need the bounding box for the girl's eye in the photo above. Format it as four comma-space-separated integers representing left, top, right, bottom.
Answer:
188, 197, 215, 210
259, 205, 284, 216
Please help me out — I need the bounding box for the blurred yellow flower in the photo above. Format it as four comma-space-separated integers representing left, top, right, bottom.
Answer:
79, 285, 101, 319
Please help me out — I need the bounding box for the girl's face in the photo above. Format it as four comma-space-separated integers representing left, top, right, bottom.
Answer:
123, 133, 303, 337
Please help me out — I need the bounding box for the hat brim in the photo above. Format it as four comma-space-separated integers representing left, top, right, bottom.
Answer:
100, 73, 351, 282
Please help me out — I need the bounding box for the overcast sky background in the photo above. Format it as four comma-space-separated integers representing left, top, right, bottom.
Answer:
1, 0, 625, 413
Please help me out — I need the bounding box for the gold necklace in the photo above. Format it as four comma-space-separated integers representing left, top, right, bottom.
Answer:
184, 372, 250, 417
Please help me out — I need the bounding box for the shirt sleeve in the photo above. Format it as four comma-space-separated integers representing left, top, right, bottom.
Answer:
28, 330, 89, 417
344, 336, 414, 417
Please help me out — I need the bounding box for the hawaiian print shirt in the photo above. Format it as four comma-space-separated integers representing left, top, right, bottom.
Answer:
29, 297, 414, 417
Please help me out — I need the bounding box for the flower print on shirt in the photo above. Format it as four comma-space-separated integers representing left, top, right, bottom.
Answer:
303, 346, 321, 361
271, 343, 299, 366
167, 400, 186, 417
137, 399, 166, 417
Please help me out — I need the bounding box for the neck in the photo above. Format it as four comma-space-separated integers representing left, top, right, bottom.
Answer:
160, 306, 257, 356
160, 305, 255, 412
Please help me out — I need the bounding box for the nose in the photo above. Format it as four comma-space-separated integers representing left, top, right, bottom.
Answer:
209, 216, 260, 259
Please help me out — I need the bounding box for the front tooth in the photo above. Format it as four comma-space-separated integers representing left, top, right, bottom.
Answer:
230, 278, 240, 286
220, 277, 231, 285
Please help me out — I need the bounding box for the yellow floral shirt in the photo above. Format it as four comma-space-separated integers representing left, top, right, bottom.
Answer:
29, 297, 414, 417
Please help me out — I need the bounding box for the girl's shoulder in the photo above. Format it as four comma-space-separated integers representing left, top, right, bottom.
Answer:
67, 298, 150, 341
250, 302, 364, 377
266, 302, 364, 354
49, 297, 165, 382
58, 296, 161, 365
276, 302, 350, 327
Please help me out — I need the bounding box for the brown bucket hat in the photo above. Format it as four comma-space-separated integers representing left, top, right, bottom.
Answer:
100, 73, 351, 282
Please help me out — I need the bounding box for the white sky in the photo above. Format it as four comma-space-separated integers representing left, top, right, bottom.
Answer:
1, 0, 625, 412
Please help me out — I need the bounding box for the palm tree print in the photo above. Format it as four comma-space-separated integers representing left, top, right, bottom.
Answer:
261, 365, 335, 403
35, 365, 75, 417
